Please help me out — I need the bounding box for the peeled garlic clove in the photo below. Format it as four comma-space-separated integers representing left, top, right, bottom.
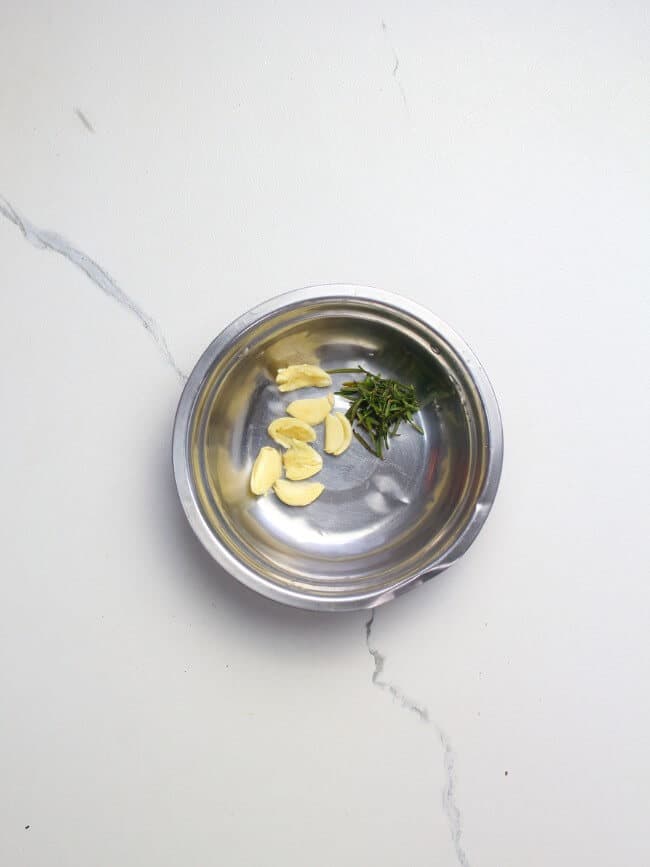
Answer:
283, 440, 323, 480
324, 413, 345, 454
268, 417, 317, 449
275, 364, 332, 392
250, 446, 282, 495
274, 478, 325, 507
332, 412, 353, 455
286, 393, 334, 425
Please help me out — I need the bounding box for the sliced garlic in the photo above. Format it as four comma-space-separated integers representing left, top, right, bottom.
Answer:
283, 440, 323, 481
286, 393, 334, 425
324, 413, 345, 454
332, 412, 353, 455
275, 364, 332, 392
274, 478, 325, 507
250, 446, 282, 495
268, 417, 317, 449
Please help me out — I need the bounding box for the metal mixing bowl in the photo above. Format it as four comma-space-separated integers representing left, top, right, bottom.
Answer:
173, 286, 503, 611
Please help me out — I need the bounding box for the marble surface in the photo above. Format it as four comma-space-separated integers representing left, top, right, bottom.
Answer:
1, 3, 648, 865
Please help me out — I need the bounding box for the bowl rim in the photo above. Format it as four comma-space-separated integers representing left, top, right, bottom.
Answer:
172, 284, 503, 611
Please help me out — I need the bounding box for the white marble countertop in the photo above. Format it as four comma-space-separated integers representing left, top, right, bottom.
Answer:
1, 3, 648, 865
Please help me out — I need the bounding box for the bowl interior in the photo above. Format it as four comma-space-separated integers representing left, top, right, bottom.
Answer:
188, 297, 490, 599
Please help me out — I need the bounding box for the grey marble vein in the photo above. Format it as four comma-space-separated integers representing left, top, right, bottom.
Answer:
381, 19, 409, 112
365, 612, 470, 867
0, 196, 185, 380
74, 108, 95, 133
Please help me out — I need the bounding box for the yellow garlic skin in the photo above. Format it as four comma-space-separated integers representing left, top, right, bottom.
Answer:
275, 364, 332, 392
268, 417, 317, 449
250, 446, 282, 495
283, 440, 323, 481
286, 394, 334, 425
274, 479, 325, 506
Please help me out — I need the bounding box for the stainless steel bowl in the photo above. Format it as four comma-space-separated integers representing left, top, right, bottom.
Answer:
173, 286, 503, 611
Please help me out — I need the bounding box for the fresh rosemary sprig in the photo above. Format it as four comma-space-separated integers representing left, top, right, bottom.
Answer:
328, 366, 423, 459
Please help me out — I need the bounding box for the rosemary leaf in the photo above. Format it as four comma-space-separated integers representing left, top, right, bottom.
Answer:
333, 368, 424, 459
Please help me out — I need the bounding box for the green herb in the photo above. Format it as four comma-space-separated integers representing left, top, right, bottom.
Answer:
328, 366, 423, 459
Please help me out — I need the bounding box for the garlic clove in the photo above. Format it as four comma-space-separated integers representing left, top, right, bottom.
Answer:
273, 478, 325, 506
286, 394, 334, 425
283, 440, 323, 481
250, 446, 282, 495
332, 412, 353, 455
324, 413, 345, 454
275, 364, 332, 392
268, 417, 317, 449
